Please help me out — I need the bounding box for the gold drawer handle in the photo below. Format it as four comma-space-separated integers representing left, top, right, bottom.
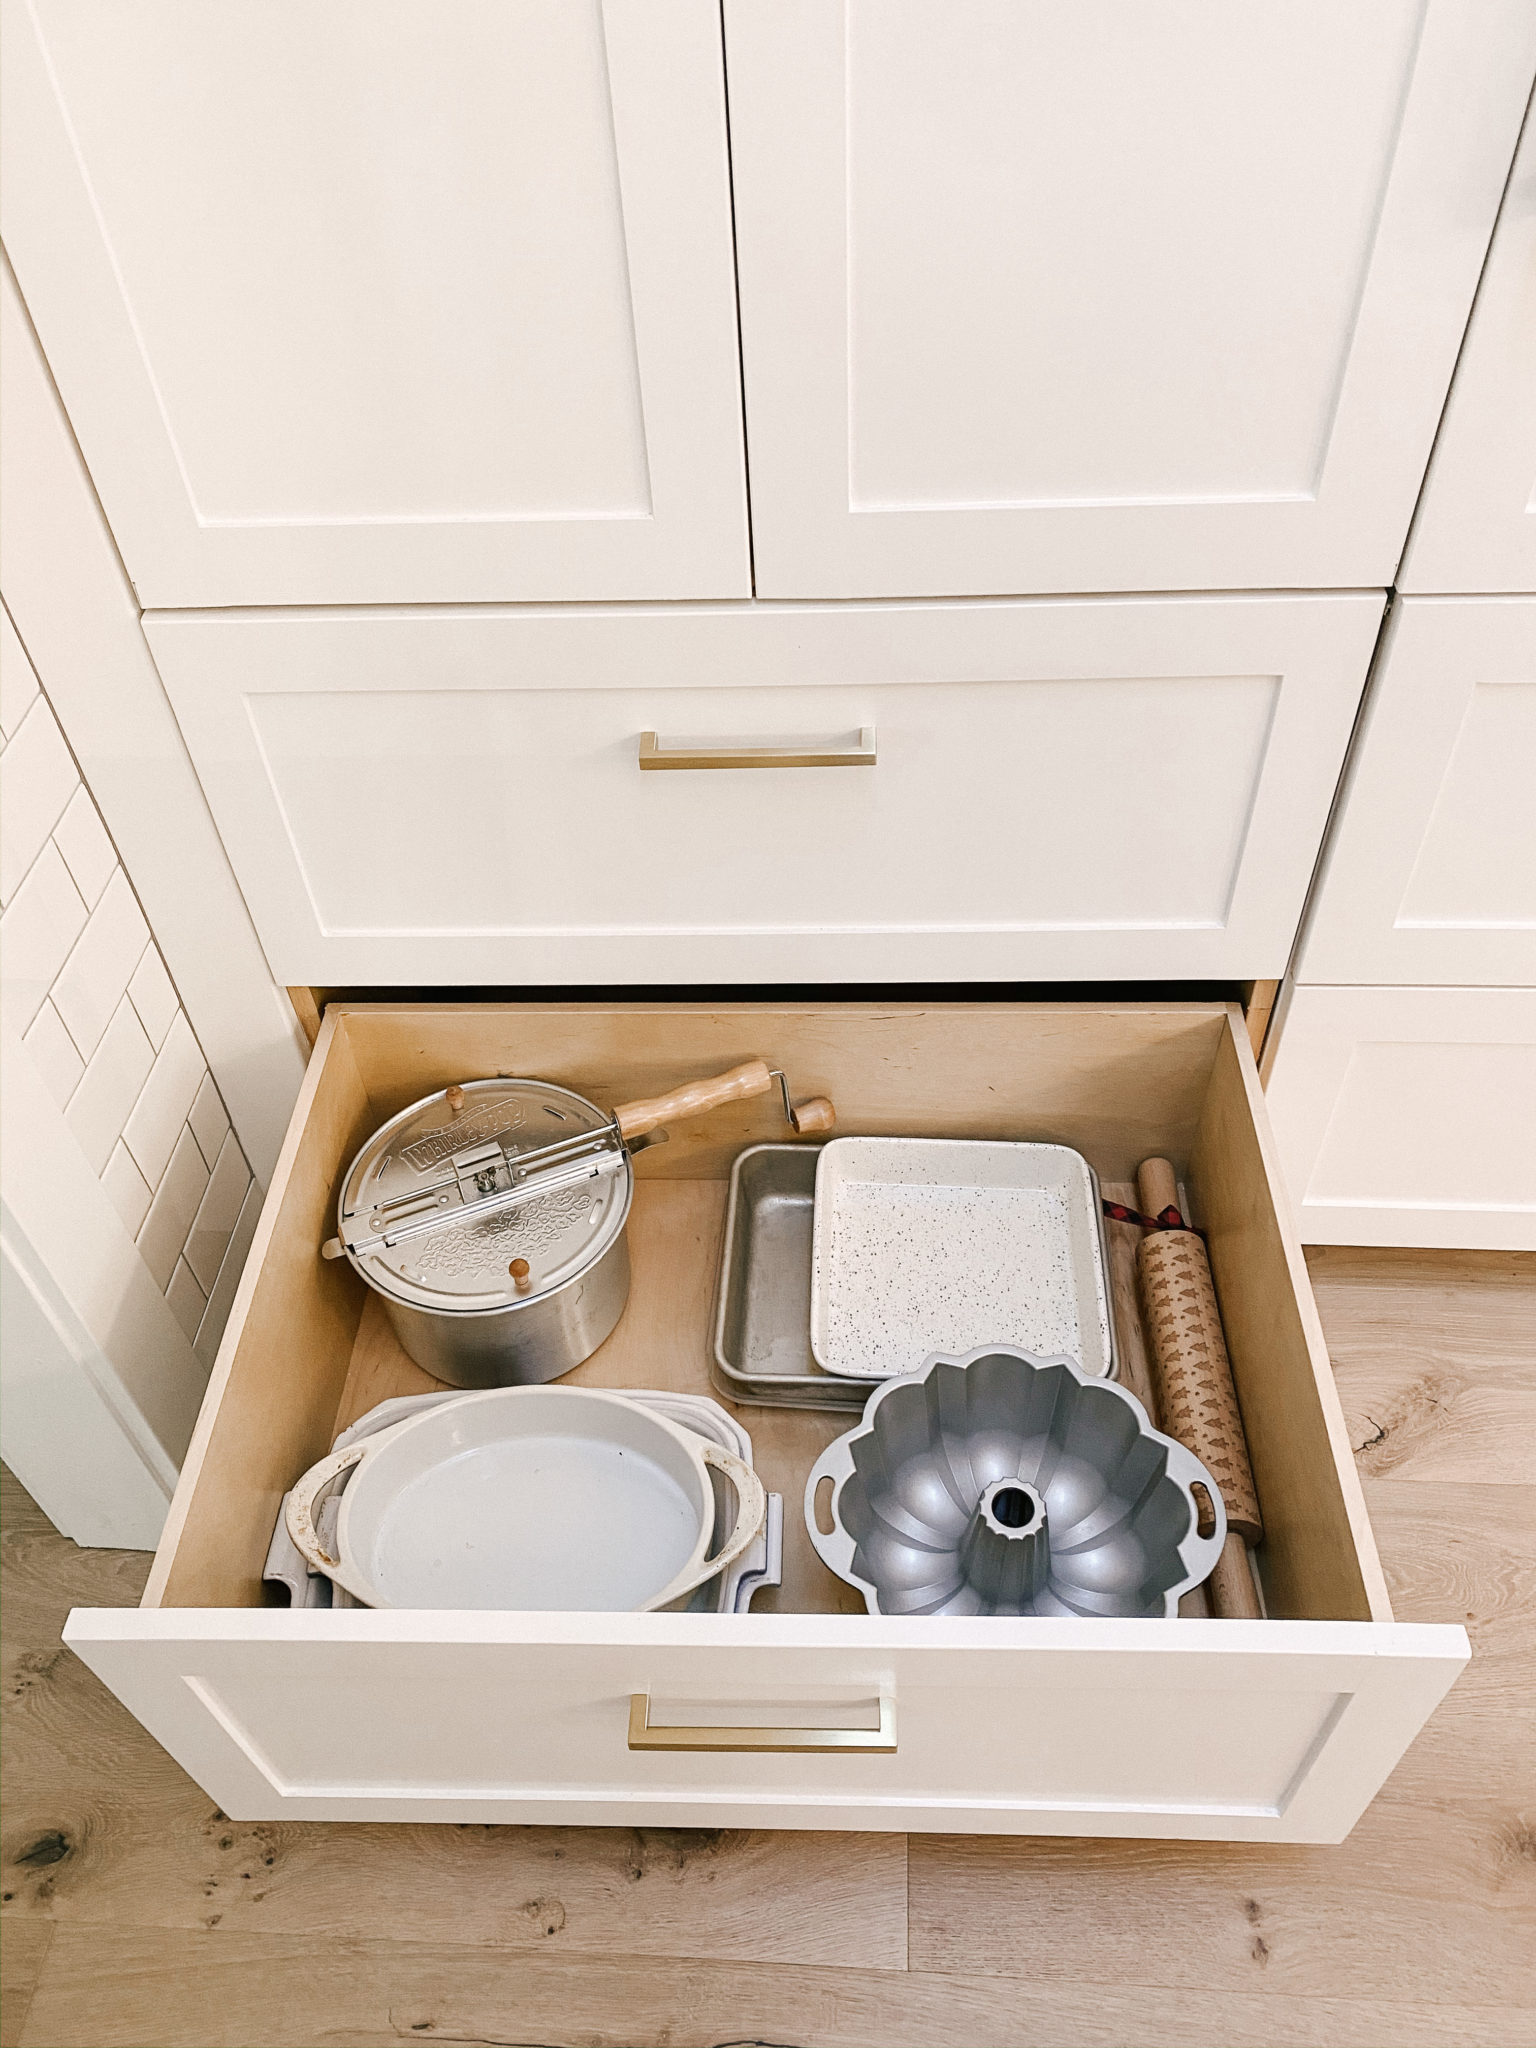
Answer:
638, 727, 877, 771
627, 1693, 896, 1753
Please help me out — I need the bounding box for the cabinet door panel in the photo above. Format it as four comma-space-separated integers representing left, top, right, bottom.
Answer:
1401, 99, 1536, 593
1263, 986, 1536, 1249
725, 0, 1536, 598
142, 594, 1382, 986
0, 0, 749, 605
1297, 599, 1536, 986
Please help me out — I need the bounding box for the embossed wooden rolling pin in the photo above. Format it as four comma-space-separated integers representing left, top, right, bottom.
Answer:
1135, 1158, 1263, 1620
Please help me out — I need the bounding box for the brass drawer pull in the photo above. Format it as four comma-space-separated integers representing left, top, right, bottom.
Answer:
627, 1693, 896, 1753
638, 727, 877, 771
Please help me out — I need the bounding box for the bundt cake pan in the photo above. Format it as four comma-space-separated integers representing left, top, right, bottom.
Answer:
804, 1345, 1225, 1617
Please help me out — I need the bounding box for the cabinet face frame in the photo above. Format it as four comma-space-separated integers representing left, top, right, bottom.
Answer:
1400, 94, 1536, 594
0, 0, 751, 606
1262, 984, 1536, 1250
63, 1001, 1467, 1838
724, 0, 1536, 599
1297, 598, 1536, 987
141, 592, 1384, 988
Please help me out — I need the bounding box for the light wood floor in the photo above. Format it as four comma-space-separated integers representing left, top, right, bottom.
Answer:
2, 1247, 1532, 2048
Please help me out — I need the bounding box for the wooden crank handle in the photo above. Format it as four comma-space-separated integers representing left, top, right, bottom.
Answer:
614, 1059, 775, 1140
789, 1094, 836, 1134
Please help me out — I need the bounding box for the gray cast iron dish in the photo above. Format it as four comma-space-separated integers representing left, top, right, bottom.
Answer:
804, 1345, 1225, 1617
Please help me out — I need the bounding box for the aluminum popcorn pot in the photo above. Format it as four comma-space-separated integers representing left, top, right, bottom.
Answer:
322, 1063, 835, 1387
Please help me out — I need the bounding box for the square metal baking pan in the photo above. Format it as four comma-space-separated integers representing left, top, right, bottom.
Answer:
711, 1143, 872, 1410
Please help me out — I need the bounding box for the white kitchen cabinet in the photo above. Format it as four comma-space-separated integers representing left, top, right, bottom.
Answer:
1297, 598, 1536, 987
725, 0, 1536, 600
65, 1001, 1468, 1838
142, 593, 1382, 987
1262, 986, 1536, 1251
0, 0, 749, 607
1401, 98, 1536, 594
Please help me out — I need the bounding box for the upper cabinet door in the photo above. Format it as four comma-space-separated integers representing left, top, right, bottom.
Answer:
1400, 99, 1536, 595
725, 1, 1536, 600
0, 1, 750, 607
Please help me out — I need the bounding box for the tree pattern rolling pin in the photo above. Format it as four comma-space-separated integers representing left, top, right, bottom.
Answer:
1136, 1158, 1264, 1618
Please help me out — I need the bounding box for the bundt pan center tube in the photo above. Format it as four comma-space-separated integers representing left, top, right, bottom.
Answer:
805, 1345, 1226, 1617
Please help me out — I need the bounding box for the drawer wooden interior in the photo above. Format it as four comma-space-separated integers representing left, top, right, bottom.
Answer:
143, 1002, 1391, 1626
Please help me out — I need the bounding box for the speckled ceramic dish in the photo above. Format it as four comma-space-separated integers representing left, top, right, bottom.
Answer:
809, 1138, 1116, 1381
805, 1346, 1224, 1617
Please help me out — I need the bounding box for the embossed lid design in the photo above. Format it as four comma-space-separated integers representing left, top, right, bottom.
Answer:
335, 1079, 632, 1316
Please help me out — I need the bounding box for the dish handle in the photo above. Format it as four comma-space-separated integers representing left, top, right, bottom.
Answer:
802, 1438, 863, 1587
646, 1444, 766, 1613
286, 1441, 371, 1574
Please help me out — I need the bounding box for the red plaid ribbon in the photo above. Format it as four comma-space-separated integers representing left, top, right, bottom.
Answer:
1101, 1199, 1194, 1234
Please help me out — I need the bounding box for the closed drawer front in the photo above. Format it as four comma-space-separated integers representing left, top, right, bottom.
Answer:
67, 1002, 1467, 1840
1263, 984, 1536, 1251
143, 595, 1383, 985
1297, 598, 1536, 988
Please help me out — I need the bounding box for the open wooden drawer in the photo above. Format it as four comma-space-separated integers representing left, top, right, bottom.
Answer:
66, 1002, 1466, 1840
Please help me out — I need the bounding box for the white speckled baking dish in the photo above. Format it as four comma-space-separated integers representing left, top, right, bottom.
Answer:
809, 1138, 1116, 1381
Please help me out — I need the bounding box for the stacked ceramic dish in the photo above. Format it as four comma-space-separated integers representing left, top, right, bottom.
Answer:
712, 1136, 1117, 1409
264, 1387, 782, 1613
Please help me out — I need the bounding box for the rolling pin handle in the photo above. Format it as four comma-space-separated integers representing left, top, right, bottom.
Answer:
1137, 1157, 1183, 1225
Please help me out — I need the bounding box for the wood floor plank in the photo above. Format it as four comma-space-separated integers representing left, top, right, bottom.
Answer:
0, 1919, 51, 2048
19, 1924, 1536, 2048
908, 1788, 1536, 2006
1, 1803, 908, 1971
1363, 1480, 1536, 1702
1307, 1248, 1536, 1486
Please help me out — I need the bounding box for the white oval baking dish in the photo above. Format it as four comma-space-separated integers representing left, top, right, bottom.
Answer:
285, 1385, 765, 1612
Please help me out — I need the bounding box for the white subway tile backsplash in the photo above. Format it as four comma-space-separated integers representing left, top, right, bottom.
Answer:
0, 696, 79, 905
0, 606, 41, 740
166, 1257, 209, 1343
123, 1012, 205, 1190
53, 785, 117, 910
102, 1140, 154, 1238
188, 1072, 231, 1171
51, 869, 150, 1061
22, 998, 84, 1110
126, 943, 177, 1050
136, 1125, 210, 1290
0, 842, 89, 1033
195, 1177, 262, 1368
65, 996, 155, 1174
185, 1129, 252, 1293
7, 600, 250, 1407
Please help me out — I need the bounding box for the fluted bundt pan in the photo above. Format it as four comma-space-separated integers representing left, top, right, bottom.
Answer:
805, 1346, 1225, 1617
